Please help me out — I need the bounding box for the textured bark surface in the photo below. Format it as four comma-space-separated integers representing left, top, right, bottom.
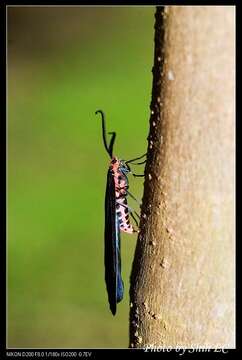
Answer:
130, 6, 235, 348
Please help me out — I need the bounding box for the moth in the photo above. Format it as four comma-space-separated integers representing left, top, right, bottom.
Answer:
96, 110, 145, 315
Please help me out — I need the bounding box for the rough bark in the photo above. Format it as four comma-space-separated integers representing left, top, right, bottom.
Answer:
129, 6, 235, 348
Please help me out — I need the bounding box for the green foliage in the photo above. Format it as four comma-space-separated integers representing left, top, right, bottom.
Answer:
8, 7, 154, 348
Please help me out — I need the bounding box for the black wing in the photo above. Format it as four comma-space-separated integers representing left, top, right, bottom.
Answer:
104, 169, 124, 315
104, 169, 117, 315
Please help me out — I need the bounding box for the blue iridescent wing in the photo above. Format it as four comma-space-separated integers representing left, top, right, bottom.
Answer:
115, 214, 124, 303
105, 168, 124, 315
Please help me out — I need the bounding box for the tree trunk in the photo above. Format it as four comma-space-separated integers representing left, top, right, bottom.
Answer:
129, 6, 235, 348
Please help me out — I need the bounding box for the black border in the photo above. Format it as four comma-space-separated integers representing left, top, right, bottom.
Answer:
2, 1, 239, 358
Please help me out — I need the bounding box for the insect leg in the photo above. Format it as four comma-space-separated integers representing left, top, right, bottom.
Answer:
130, 212, 139, 228
126, 190, 142, 206
132, 173, 145, 177
125, 153, 147, 165
116, 201, 140, 222
129, 159, 147, 165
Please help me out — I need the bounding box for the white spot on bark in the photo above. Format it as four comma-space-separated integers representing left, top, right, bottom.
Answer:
143, 301, 148, 310
160, 258, 169, 268
138, 336, 143, 344
168, 70, 175, 81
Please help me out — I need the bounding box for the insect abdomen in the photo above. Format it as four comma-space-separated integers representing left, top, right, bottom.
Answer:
116, 198, 134, 233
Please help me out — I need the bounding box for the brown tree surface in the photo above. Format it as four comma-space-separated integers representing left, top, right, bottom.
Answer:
130, 6, 235, 348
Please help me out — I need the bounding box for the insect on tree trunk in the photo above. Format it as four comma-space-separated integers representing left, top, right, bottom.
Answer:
129, 6, 235, 348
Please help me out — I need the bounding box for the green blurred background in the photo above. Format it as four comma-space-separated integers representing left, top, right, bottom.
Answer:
8, 6, 154, 348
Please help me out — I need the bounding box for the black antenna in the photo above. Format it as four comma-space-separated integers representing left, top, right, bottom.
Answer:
108, 131, 116, 158
95, 110, 116, 158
